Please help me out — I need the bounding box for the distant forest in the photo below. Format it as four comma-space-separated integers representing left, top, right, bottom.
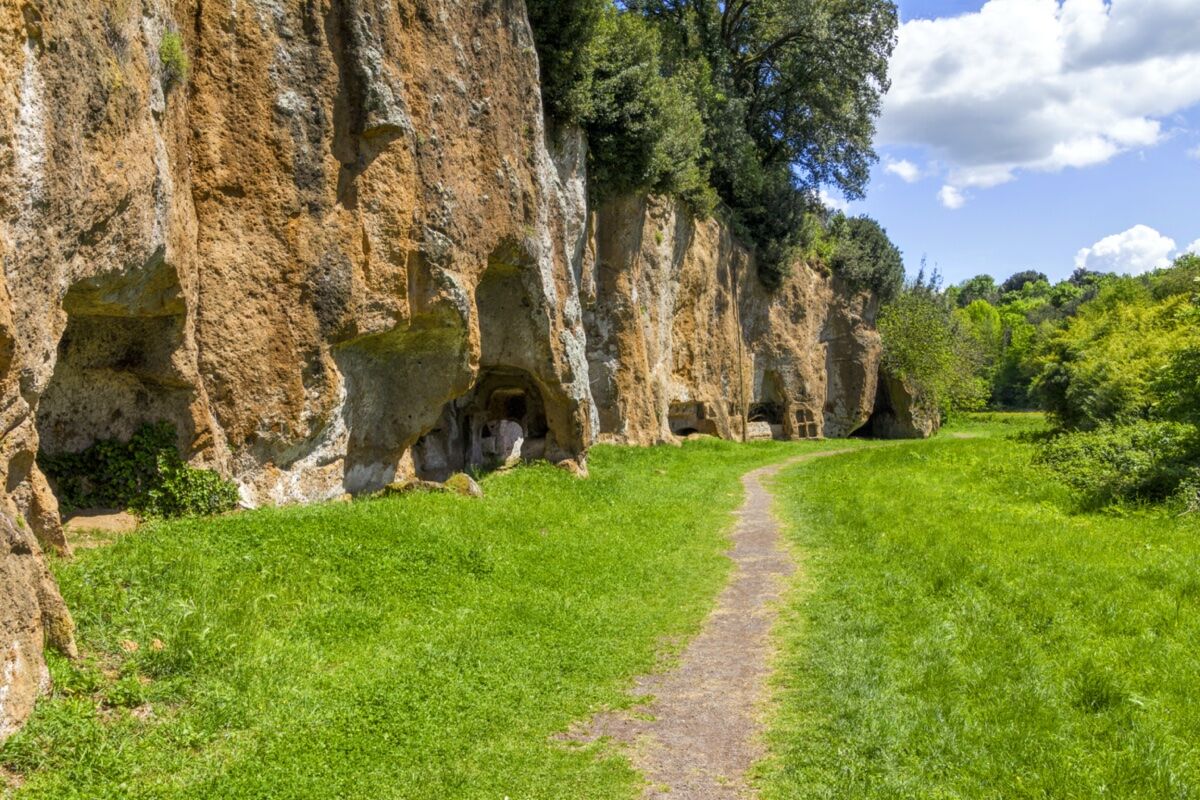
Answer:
882, 255, 1200, 510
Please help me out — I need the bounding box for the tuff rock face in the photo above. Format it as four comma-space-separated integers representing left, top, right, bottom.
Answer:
582, 195, 882, 445
0, 0, 912, 741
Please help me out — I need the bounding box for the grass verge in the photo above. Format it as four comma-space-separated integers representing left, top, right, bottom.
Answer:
3, 438, 850, 799
758, 416, 1200, 798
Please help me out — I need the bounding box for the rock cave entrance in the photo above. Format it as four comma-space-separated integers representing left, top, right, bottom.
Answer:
416, 367, 552, 480
749, 371, 788, 440
412, 248, 560, 481
668, 401, 718, 438
851, 375, 894, 438
35, 266, 196, 474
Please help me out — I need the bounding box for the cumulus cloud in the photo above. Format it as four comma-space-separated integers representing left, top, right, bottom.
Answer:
880, 0, 1200, 206
1074, 224, 1177, 274
884, 159, 922, 182
1184, 238, 1200, 255
818, 188, 849, 212
938, 185, 966, 209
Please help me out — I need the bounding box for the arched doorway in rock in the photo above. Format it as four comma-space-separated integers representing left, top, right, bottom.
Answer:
668, 401, 719, 438
413, 245, 562, 480
412, 366, 552, 480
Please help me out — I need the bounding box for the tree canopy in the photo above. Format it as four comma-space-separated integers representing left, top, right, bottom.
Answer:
526, 0, 899, 288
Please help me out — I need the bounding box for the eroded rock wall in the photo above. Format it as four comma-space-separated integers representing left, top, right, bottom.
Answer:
583, 195, 882, 445
0, 1, 897, 743
0, 0, 595, 741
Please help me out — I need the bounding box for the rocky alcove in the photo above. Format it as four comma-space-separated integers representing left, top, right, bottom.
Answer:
35, 262, 199, 469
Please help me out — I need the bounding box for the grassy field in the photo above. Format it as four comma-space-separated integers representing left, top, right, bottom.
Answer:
759, 414, 1200, 798
1, 438, 854, 800
8, 416, 1198, 799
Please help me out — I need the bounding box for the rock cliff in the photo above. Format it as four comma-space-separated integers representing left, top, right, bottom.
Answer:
583, 195, 881, 445
0, 0, 906, 741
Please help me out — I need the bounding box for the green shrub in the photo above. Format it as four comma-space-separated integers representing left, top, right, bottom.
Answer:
1032, 281, 1197, 430
39, 422, 238, 519
1034, 421, 1200, 507
158, 31, 189, 88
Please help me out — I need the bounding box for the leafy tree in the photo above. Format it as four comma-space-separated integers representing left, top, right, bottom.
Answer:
526, 0, 607, 123
1001, 270, 1048, 295
582, 9, 715, 210
878, 281, 988, 419
1147, 253, 1200, 300
827, 214, 904, 301
1032, 279, 1197, 430
953, 274, 1000, 307
1154, 344, 1200, 425
628, 0, 898, 286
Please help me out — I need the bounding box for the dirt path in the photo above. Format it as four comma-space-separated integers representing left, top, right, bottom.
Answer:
573, 450, 849, 799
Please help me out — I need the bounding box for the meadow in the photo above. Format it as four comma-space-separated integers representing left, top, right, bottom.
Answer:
5, 417, 1198, 798
759, 415, 1200, 798
2, 438, 846, 799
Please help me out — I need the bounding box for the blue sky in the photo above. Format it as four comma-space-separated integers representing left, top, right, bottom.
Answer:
838, 0, 1200, 285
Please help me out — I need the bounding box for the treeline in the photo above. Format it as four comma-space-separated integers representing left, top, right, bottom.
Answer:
526, 0, 903, 295
880, 255, 1200, 511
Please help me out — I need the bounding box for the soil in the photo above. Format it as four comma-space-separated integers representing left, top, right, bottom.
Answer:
571, 451, 849, 798
63, 509, 140, 548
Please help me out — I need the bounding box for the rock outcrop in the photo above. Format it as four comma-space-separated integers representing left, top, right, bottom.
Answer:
583, 195, 882, 445
0, 0, 912, 741
858, 370, 942, 440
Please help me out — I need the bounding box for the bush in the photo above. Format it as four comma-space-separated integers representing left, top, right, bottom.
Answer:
1152, 343, 1200, 425
39, 422, 238, 519
159, 32, 189, 88
1032, 281, 1196, 430
1034, 421, 1200, 507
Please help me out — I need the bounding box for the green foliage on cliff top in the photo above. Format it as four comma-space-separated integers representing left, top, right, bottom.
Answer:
526, 0, 899, 288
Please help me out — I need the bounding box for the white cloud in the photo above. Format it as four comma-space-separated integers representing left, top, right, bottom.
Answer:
1188, 145, 1200, 161
818, 188, 849, 212
881, 0, 1200, 206
938, 185, 966, 209
884, 159, 922, 182
1074, 224, 1177, 274
1184, 238, 1200, 255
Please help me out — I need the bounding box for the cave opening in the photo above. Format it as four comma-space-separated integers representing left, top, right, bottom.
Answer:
851, 374, 894, 439
34, 268, 197, 511
413, 247, 557, 481
35, 275, 194, 461
750, 370, 789, 440
413, 366, 551, 481
668, 401, 718, 438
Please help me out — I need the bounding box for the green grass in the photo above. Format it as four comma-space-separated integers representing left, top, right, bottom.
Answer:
758, 417, 1200, 799
2, 438, 852, 799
